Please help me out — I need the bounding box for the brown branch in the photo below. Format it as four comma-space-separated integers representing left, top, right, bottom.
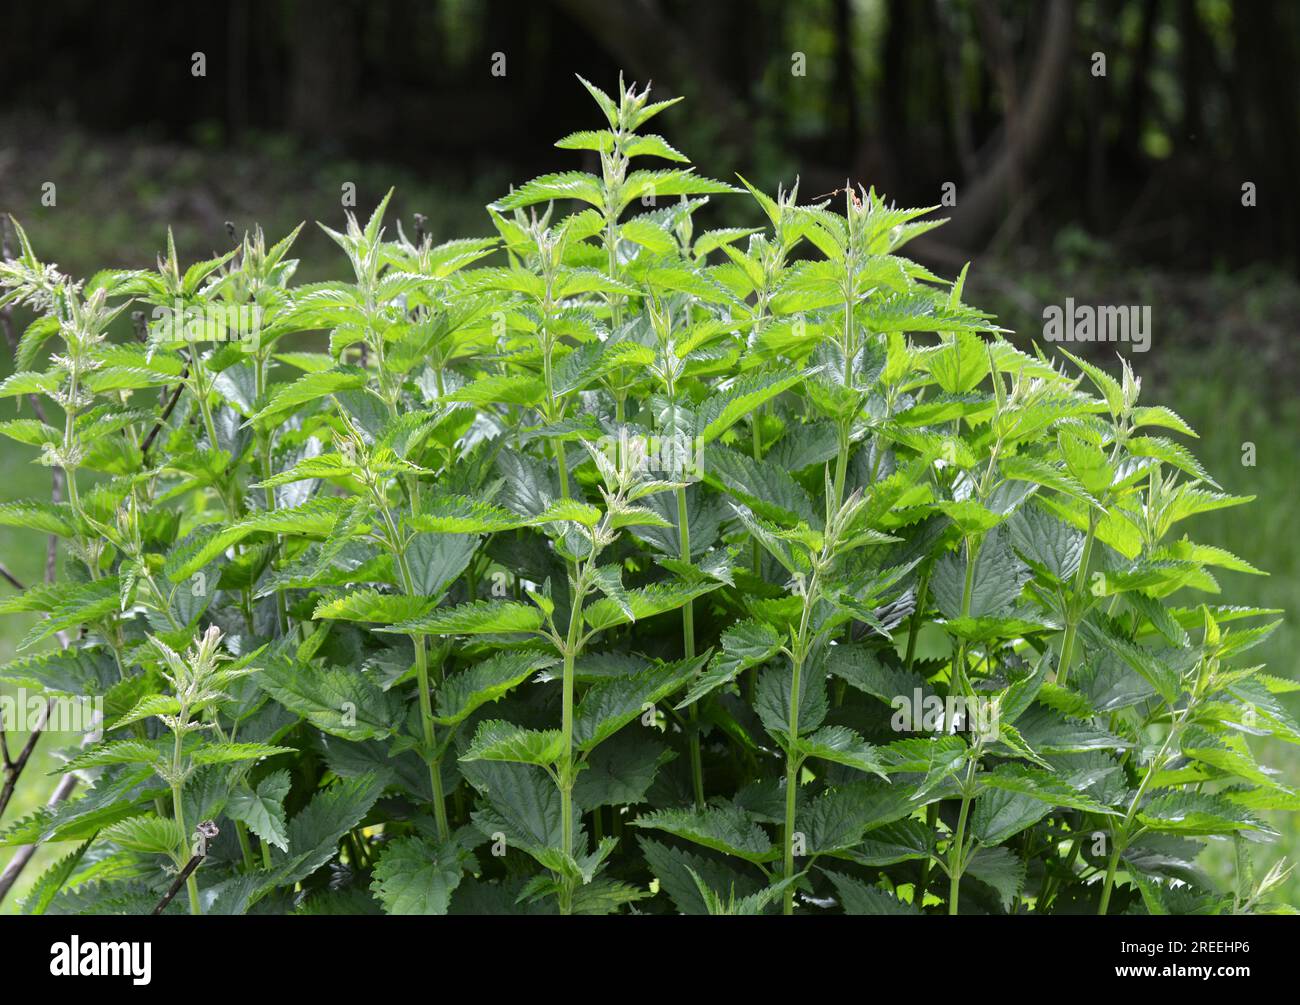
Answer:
0, 703, 99, 907
0, 700, 52, 820
152, 821, 216, 915
0, 770, 78, 905
152, 854, 205, 915
0, 561, 23, 590
921, 0, 1074, 252
140, 363, 190, 463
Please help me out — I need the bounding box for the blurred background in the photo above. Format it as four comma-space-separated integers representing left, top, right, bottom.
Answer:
1, 0, 1296, 910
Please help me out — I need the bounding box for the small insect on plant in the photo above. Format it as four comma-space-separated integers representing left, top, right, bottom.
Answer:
0, 75, 1294, 916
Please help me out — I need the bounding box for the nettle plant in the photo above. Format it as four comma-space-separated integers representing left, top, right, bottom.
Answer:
0, 76, 1294, 916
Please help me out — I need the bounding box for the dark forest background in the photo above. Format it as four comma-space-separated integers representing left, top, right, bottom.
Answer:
2, 0, 1298, 268
2, 0, 1300, 908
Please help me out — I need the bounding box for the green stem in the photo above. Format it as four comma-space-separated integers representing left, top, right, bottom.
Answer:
947, 760, 977, 915
677, 486, 704, 808
1098, 842, 1122, 915
1098, 701, 1190, 914
782, 575, 818, 916
832, 419, 850, 512
1057, 518, 1098, 688
904, 564, 932, 674
558, 571, 585, 915
917, 804, 938, 909
170, 727, 200, 916
750, 415, 762, 576
254, 351, 288, 633
234, 820, 255, 872
952, 535, 980, 695
385, 502, 450, 839
413, 635, 450, 841
782, 747, 801, 916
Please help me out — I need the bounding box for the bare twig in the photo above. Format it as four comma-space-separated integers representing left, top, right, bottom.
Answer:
141, 363, 190, 462
0, 701, 52, 820
0, 706, 99, 907
0, 561, 23, 590
152, 822, 217, 915
152, 854, 205, 915
0, 769, 78, 905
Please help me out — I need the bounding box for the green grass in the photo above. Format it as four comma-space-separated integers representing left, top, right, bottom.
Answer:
0, 442, 75, 914
1150, 352, 1300, 904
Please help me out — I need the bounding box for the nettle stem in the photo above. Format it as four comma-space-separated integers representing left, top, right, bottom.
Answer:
384, 501, 450, 840
1098, 700, 1192, 914
558, 566, 588, 916
904, 563, 932, 674
170, 723, 201, 916
1057, 515, 1098, 688
782, 569, 819, 916
944, 531, 983, 916
412, 634, 450, 841
782, 647, 805, 916
676, 485, 705, 808
254, 350, 288, 634
947, 757, 978, 915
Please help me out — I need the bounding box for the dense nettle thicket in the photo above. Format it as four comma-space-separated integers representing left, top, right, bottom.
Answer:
0, 78, 1293, 916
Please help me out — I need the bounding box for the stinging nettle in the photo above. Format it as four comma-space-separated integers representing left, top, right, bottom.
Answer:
0, 74, 1291, 918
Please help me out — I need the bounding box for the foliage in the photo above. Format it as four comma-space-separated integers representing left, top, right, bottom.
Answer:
0, 76, 1293, 916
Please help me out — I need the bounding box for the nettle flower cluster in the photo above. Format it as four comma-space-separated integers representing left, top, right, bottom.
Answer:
0, 77, 1293, 916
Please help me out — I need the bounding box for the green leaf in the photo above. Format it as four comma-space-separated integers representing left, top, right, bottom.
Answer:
574, 734, 673, 809
20, 837, 94, 915
312, 589, 434, 625
101, 814, 184, 857
695, 369, 808, 444
676, 619, 781, 709
978, 765, 1119, 815
964, 846, 1025, 911
638, 836, 760, 915
258, 661, 398, 741
370, 835, 471, 915
0, 499, 76, 537
461, 720, 565, 768
435, 651, 558, 726
797, 725, 887, 778
387, 600, 545, 636
227, 770, 292, 851
166, 498, 349, 581
59, 740, 166, 774
262, 773, 387, 894
825, 871, 919, 915
972, 787, 1052, 845
190, 742, 294, 767
633, 804, 778, 865
248, 366, 369, 427
410, 495, 528, 533
1138, 792, 1263, 835
574, 654, 707, 751
582, 580, 724, 633
108, 693, 182, 731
